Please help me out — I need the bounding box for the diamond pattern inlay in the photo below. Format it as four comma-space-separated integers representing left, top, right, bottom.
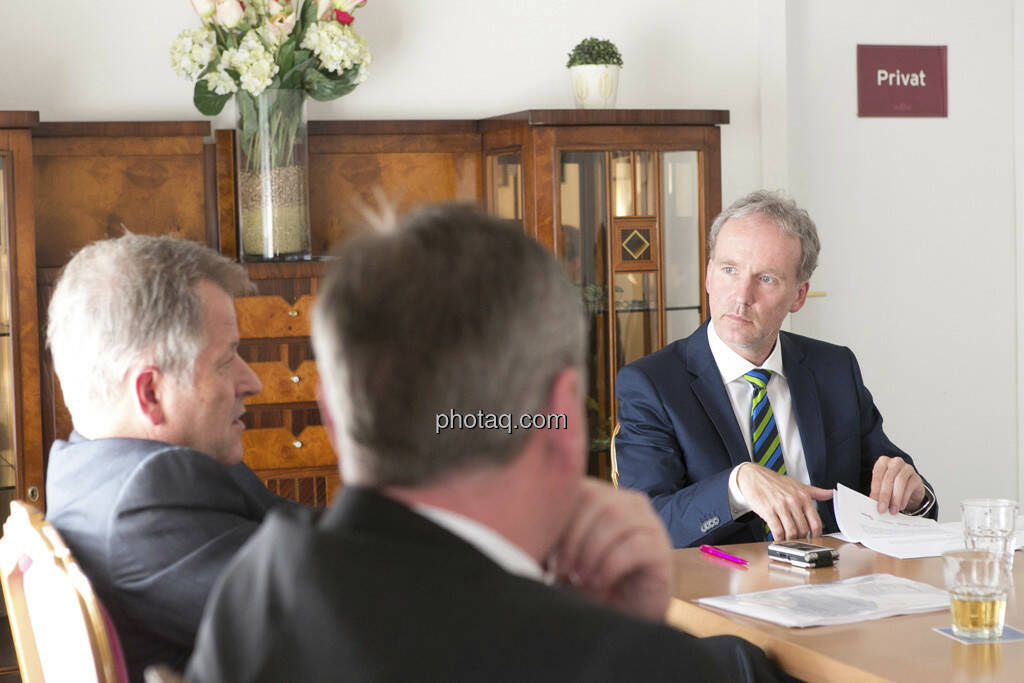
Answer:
622, 229, 651, 260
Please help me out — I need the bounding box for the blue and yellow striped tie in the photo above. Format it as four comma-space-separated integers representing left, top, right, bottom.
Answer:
744, 368, 784, 539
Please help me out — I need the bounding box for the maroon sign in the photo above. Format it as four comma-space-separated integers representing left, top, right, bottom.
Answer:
857, 45, 947, 117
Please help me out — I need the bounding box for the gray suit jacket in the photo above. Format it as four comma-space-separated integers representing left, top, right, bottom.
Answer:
46, 433, 297, 683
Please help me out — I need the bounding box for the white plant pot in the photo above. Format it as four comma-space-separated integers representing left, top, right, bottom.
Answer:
569, 65, 620, 109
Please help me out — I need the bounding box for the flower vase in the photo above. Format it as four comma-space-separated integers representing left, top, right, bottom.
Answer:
235, 88, 312, 261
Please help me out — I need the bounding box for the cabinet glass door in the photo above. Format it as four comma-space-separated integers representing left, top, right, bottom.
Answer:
559, 151, 612, 462
485, 152, 522, 221
662, 151, 703, 341
0, 157, 15, 512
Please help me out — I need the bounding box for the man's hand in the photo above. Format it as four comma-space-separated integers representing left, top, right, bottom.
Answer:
869, 455, 925, 514
552, 478, 672, 622
735, 463, 834, 540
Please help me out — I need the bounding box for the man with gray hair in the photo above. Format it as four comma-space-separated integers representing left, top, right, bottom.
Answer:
616, 190, 936, 548
186, 204, 789, 682
45, 234, 297, 682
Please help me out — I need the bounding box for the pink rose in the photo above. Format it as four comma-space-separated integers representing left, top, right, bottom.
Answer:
334, 9, 354, 24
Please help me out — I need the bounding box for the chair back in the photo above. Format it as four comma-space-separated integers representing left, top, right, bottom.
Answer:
609, 423, 620, 488
0, 500, 127, 683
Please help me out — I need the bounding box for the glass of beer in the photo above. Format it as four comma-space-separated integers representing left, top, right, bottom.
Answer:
943, 549, 1011, 639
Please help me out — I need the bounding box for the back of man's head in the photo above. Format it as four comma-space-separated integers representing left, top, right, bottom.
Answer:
47, 233, 251, 432
312, 203, 586, 487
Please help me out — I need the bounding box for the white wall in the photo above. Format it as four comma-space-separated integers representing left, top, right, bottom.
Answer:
0, 0, 764, 203
785, 0, 1018, 519
2, 0, 1021, 518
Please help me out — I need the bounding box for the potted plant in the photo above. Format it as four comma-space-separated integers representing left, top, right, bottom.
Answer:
566, 37, 623, 109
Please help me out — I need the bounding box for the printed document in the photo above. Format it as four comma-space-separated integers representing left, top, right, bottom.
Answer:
832, 484, 1024, 559
696, 573, 948, 628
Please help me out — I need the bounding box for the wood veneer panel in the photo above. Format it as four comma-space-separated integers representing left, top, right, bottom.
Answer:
33, 136, 208, 267
308, 150, 481, 253
0, 112, 39, 129
3, 129, 45, 508
33, 121, 209, 138
309, 120, 477, 136
215, 130, 236, 258
480, 109, 730, 130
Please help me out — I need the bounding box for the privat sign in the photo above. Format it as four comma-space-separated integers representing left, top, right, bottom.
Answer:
857, 44, 948, 117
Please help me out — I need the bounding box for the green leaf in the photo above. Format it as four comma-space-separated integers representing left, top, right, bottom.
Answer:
299, 0, 319, 35
194, 79, 232, 116
303, 66, 359, 102
280, 54, 316, 89
277, 38, 296, 75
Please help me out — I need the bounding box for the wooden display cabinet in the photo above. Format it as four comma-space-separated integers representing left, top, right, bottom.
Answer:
0, 111, 46, 678
481, 110, 727, 477
31, 110, 726, 503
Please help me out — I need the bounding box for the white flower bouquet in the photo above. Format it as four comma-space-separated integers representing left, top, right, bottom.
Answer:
172, 0, 371, 113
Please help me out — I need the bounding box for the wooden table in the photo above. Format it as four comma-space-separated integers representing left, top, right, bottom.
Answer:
667, 538, 1024, 682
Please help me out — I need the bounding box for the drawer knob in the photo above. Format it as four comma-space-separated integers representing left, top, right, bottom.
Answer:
290, 375, 301, 383
27, 486, 39, 502
292, 440, 303, 448
288, 309, 299, 318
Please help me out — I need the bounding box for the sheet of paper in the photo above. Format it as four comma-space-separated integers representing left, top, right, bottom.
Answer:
696, 573, 948, 628
832, 484, 1024, 559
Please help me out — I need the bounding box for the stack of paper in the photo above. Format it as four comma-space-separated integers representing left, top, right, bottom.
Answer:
696, 573, 948, 627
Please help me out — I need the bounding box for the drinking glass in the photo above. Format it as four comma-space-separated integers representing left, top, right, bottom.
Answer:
943, 549, 1011, 639
962, 498, 1017, 574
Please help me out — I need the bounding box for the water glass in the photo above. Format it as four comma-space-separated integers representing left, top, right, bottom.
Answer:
962, 498, 1018, 574
943, 549, 1011, 639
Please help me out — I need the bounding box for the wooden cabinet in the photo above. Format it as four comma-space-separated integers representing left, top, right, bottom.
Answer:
0, 113, 45, 513
237, 262, 339, 505
480, 110, 727, 477
30, 110, 726, 501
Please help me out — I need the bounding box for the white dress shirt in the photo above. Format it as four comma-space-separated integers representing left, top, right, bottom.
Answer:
706, 321, 809, 518
414, 503, 547, 582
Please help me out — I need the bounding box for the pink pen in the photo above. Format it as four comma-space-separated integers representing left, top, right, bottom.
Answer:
699, 544, 749, 566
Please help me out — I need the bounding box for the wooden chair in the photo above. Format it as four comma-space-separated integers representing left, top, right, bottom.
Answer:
0, 501, 127, 683
609, 423, 620, 487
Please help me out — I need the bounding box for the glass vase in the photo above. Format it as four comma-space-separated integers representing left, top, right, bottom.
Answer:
235, 88, 312, 261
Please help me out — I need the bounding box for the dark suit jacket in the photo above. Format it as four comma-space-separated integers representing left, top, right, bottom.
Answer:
186, 487, 791, 683
616, 321, 936, 548
45, 433, 297, 683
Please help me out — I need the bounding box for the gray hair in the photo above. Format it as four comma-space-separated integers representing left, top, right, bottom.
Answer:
47, 233, 251, 427
312, 203, 586, 487
707, 189, 821, 281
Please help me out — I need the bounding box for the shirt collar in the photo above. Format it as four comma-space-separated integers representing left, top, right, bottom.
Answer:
413, 503, 545, 582
706, 320, 786, 384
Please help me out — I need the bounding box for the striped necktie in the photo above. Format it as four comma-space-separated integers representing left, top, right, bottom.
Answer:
744, 368, 784, 539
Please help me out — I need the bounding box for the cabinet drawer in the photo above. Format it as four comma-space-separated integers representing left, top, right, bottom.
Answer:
245, 360, 319, 404
241, 426, 335, 470
235, 295, 316, 338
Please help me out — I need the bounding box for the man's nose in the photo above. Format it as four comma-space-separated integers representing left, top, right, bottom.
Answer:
238, 360, 263, 398
733, 276, 755, 304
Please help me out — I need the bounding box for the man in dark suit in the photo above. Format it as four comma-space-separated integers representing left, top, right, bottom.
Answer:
616, 190, 936, 548
44, 234, 298, 682
186, 205, 791, 682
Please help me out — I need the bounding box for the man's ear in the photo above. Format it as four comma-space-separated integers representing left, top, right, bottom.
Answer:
541, 367, 587, 475
790, 280, 810, 314
133, 367, 166, 427
315, 380, 339, 455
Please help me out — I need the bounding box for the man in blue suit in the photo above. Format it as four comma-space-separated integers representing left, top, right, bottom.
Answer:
616, 190, 936, 548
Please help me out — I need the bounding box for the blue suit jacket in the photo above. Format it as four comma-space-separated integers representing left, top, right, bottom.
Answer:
615, 321, 936, 548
